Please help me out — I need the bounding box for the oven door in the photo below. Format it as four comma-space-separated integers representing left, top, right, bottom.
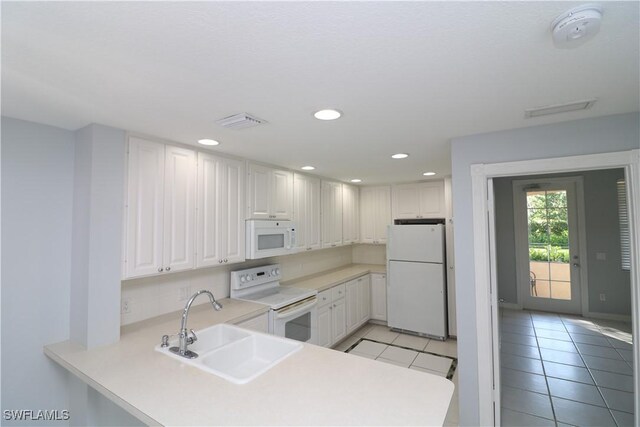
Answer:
271, 296, 318, 345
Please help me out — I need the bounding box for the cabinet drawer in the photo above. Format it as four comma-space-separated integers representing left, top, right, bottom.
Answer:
318, 289, 332, 307
332, 284, 346, 300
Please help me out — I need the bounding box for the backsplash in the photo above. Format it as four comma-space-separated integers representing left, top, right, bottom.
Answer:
121, 245, 354, 325
352, 244, 386, 265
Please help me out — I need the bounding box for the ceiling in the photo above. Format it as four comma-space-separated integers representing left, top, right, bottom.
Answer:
2, 1, 638, 184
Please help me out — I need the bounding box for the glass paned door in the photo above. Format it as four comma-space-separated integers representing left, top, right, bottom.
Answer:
527, 190, 571, 301
515, 179, 583, 314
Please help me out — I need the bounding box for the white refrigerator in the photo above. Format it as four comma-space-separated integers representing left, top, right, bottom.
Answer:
387, 224, 448, 339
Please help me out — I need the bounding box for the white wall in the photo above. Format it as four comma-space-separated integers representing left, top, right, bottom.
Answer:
1, 117, 75, 424
70, 124, 125, 349
121, 246, 354, 325
450, 112, 640, 426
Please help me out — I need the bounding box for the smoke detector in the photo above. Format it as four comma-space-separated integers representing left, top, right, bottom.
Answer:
551, 4, 603, 48
216, 113, 267, 129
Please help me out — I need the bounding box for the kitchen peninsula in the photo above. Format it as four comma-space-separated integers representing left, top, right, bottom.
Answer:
45, 297, 453, 426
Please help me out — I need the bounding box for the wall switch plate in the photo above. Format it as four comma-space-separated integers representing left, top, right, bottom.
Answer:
596, 252, 607, 261
122, 298, 131, 314
599, 293, 606, 302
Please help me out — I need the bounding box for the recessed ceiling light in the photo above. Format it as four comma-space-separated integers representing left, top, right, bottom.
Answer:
198, 139, 220, 146
423, 172, 436, 176
314, 109, 342, 120
350, 179, 362, 183
391, 153, 409, 159
301, 166, 315, 171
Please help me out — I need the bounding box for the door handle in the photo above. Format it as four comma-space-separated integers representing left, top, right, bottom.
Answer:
572, 263, 580, 267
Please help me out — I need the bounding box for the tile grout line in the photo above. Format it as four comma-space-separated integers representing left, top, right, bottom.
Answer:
531, 311, 561, 426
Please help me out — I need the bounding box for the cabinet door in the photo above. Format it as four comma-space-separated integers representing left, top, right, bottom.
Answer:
306, 176, 322, 250
358, 275, 371, 325
196, 152, 222, 268
163, 145, 197, 273
343, 184, 359, 244
322, 181, 343, 248
332, 298, 347, 344
247, 163, 271, 219
374, 186, 391, 243
220, 157, 245, 263
294, 174, 321, 252
317, 304, 332, 348
392, 184, 421, 219
418, 181, 445, 218
272, 169, 293, 219
359, 188, 376, 244
345, 280, 360, 334
124, 137, 165, 278
370, 273, 387, 321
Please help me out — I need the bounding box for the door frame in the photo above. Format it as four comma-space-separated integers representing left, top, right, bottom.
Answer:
512, 176, 588, 315
470, 149, 640, 426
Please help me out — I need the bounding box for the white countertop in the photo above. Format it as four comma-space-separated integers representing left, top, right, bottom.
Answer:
281, 264, 386, 292
45, 268, 454, 426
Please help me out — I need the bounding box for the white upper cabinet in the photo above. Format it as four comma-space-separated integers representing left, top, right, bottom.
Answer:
392, 181, 445, 219
196, 152, 245, 268
321, 180, 343, 248
246, 163, 293, 220
163, 145, 197, 273
124, 137, 196, 279
293, 173, 321, 252
360, 186, 391, 244
342, 184, 360, 244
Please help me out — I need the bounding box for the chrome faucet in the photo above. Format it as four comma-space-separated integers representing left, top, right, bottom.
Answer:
163, 290, 223, 359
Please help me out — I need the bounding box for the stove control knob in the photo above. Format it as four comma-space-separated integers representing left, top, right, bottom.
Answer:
240, 275, 246, 283
275, 268, 280, 276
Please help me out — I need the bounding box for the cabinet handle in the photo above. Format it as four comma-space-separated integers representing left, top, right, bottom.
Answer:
166, 267, 171, 271
306, 247, 312, 251
158, 267, 164, 272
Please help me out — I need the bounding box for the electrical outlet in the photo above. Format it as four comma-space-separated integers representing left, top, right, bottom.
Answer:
121, 298, 131, 314
599, 293, 606, 302
179, 285, 192, 301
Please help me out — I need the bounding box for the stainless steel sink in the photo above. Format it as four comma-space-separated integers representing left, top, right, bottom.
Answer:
156, 324, 302, 384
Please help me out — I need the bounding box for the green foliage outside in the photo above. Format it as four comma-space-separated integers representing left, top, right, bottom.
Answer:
527, 191, 570, 264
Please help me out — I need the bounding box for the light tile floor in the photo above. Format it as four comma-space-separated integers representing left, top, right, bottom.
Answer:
500, 309, 635, 427
334, 323, 460, 426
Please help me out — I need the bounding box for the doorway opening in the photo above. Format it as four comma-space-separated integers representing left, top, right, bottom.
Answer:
469, 150, 639, 426
496, 170, 634, 426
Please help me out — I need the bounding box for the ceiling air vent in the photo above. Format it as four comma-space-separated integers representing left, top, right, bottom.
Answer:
524, 99, 597, 118
216, 113, 267, 129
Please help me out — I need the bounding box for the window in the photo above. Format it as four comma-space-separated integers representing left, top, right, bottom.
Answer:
617, 179, 631, 271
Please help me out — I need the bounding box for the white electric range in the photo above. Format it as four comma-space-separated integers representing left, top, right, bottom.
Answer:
230, 264, 318, 345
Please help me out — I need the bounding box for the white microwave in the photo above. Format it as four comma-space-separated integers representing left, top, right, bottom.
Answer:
246, 220, 297, 259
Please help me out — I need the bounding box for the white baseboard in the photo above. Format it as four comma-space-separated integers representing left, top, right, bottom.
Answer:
499, 302, 521, 310
584, 311, 632, 322
368, 319, 388, 326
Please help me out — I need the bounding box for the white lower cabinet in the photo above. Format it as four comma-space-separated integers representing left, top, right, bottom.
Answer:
370, 273, 387, 321
234, 312, 269, 333
346, 275, 372, 335
317, 285, 346, 348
